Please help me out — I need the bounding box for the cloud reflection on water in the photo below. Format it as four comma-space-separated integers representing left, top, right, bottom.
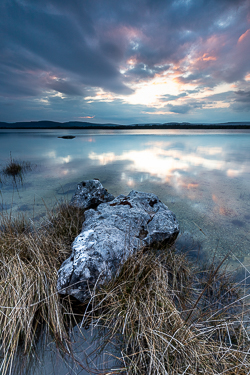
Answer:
87, 138, 250, 228
2, 130, 248, 228
88, 141, 248, 188
1, 130, 250, 271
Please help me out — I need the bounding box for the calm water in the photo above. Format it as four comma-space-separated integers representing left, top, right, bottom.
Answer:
1, 129, 250, 264
1, 128, 250, 373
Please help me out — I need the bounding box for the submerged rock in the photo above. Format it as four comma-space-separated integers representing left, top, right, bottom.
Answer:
70, 179, 115, 209
57, 184, 179, 303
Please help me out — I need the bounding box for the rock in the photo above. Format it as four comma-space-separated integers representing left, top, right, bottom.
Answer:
58, 135, 75, 139
57, 188, 179, 302
70, 179, 115, 209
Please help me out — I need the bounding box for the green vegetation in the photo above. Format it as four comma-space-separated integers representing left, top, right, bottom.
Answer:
0, 202, 249, 374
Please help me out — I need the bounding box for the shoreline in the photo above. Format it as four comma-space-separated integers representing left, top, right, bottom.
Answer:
0, 120, 250, 130
1, 125, 250, 130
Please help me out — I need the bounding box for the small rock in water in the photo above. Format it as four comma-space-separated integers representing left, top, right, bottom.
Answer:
58, 135, 75, 139
57, 181, 179, 302
70, 179, 115, 209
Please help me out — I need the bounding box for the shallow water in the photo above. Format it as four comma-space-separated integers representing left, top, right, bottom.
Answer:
16, 326, 122, 375
1, 129, 250, 263
1, 128, 250, 373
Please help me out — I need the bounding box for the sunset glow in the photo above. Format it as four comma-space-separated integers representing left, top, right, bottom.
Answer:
0, 0, 249, 123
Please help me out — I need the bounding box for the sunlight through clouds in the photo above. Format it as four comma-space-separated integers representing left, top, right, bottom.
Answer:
0, 0, 250, 123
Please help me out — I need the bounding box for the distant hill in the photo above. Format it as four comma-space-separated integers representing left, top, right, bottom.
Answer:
0, 120, 119, 128
0, 121, 250, 129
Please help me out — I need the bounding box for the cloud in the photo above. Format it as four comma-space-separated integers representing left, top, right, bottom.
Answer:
0, 0, 132, 97
235, 90, 250, 102
166, 101, 204, 114
167, 104, 191, 114
231, 90, 250, 111
160, 93, 187, 102
0, 0, 250, 122
238, 28, 250, 43
46, 79, 85, 96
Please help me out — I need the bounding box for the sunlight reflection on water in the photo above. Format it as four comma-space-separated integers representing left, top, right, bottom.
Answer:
1, 129, 250, 264
1, 128, 250, 373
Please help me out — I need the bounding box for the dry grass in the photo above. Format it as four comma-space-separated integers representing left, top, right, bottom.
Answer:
82, 248, 250, 374
0, 202, 85, 374
3, 161, 22, 177
0, 201, 250, 374
2, 153, 31, 178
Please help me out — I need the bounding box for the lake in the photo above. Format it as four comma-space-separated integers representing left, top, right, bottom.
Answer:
1, 128, 250, 373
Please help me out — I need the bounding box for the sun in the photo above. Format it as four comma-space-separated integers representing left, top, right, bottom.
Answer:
124, 73, 181, 107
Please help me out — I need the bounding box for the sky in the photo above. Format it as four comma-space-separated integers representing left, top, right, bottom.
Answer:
0, 0, 250, 124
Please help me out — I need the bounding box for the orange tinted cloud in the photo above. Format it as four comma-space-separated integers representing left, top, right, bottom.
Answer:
144, 111, 171, 115
238, 29, 250, 43
79, 116, 95, 119
202, 53, 217, 61
127, 57, 138, 65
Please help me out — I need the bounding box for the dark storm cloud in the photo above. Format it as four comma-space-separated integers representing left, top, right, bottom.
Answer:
167, 104, 191, 114
0, 0, 132, 98
122, 0, 249, 70
231, 90, 250, 111
47, 79, 85, 96
203, 92, 235, 102
0, 0, 250, 122
167, 99, 204, 114
235, 90, 250, 102
124, 63, 171, 82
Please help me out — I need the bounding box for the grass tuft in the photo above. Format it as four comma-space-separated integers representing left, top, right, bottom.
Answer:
0, 202, 85, 375
82, 247, 250, 374
2, 153, 31, 178
0, 200, 250, 374
3, 160, 22, 177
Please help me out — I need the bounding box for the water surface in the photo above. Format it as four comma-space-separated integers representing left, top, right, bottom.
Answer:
1, 128, 250, 373
1, 129, 249, 263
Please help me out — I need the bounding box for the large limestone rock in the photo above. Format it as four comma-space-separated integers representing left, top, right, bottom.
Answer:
70, 179, 114, 209
57, 188, 179, 302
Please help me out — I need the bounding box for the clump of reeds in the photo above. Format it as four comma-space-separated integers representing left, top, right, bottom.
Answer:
0, 202, 85, 375
2, 152, 31, 178
82, 247, 250, 374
